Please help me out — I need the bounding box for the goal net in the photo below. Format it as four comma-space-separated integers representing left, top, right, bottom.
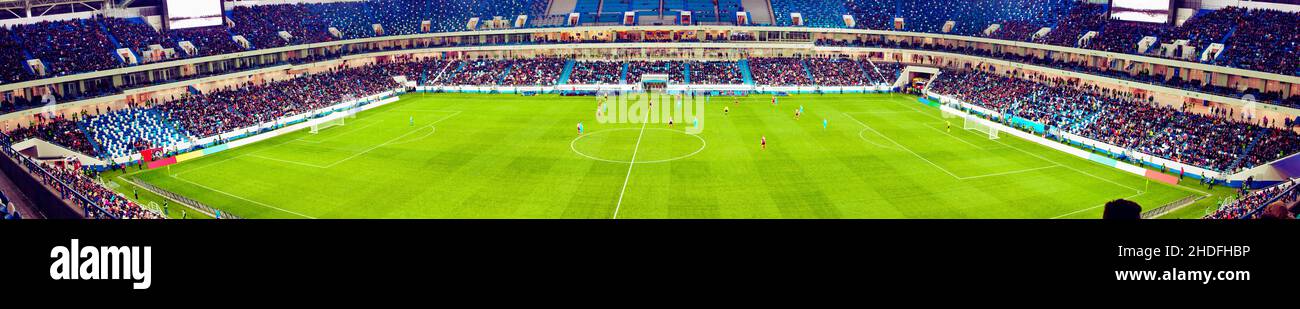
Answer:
310, 111, 347, 134
963, 114, 999, 139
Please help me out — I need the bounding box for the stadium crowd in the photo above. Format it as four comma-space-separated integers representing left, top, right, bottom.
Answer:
4, 113, 99, 157
0, 27, 30, 84
500, 58, 567, 86
0, 0, 1293, 120
871, 61, 903, 84
11, 19, 121, 77
1214, 9, 1300, 76
930, 69, 1300, 172
433, 59, 515, 85
102, 17, 176, 59
1034, 3, 1105, 47
232, 4, 335, 48
568, 61, 623, 84
688, 61, 744, 84
805, 58, 873, 86
1087, 21, 1170, 54
164, 27, 246, 58
1206, 180, 1297, 219
42, 163, 162, 219
625, 61, 686, 84
0, 0, 1294, 85
159, 64, 399, 138
749, 57, 812, 86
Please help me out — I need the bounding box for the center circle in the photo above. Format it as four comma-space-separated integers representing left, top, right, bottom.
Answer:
570, 128, 706, 164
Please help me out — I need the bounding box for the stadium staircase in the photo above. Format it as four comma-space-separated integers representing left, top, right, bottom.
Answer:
97, 20, 134, 66
497, 64, 514, 84
853, 59, 873, 83
1224, 128, 1267, 173
864, 59, 891, 85
683, 62, 692, 84
75, 121, 106, 159
738, 59, 754, 85
619, 62, 629, 84
800, 59, 813, 82
20, 50, 37, 76
10, 30, 40, 74
1218, 26, 1237, 45
557, 59, 576, 85
153, 109, 191, 139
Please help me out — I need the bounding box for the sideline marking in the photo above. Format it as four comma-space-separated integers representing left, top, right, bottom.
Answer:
168, 174, 317, 219
319, 111, 462, 167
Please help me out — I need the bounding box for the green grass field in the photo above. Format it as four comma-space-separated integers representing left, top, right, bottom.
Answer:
109, 93, 1233, 218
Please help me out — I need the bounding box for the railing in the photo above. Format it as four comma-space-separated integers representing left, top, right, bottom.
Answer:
128, 177, 240, 219
1140, 194, 1206, 219
0, 131, 121, 219
1241, 181, 1299, 219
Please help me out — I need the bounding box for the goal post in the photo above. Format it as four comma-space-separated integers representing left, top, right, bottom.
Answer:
963, 114, 999, 140
309, 111, 347, 134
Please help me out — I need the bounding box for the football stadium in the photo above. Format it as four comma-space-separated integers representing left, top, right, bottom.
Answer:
0, 0, 1297, 220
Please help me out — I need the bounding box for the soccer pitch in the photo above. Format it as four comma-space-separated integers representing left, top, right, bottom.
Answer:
120, 93, 1225, 218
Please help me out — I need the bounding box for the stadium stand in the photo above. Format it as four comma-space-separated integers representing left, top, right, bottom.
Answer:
164, 26, 246, 58
1087, 21, 1171, 54
806, 57, 872, 86
0, 27, 31, 84
44, 162, 161, 219
1214, 8, 1300, 76
929, 69, 1300, 173
159, 64, 399, 139
3, 114, 99, 157
1163, 8, 1243, 56
871, 61, 903, 84
231, 4, 335, 48
0, 129, 158, 219
625, 61, 686, 84
1034, 2, 1105, 47
770, 0, 846, 27
688, 61, 744, 84
11, 18, 121, 77
0, 0, 1290, 87
82, 107, 191, 159
500, 58, 567, 85
749, 57, 812, 85
568, 60, 624, 84
101, 17, 175, 60
1206, 180, 1297, 219
435, 59, 516, 85
844, 0, 893, 30
2, 1, 1300, 220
